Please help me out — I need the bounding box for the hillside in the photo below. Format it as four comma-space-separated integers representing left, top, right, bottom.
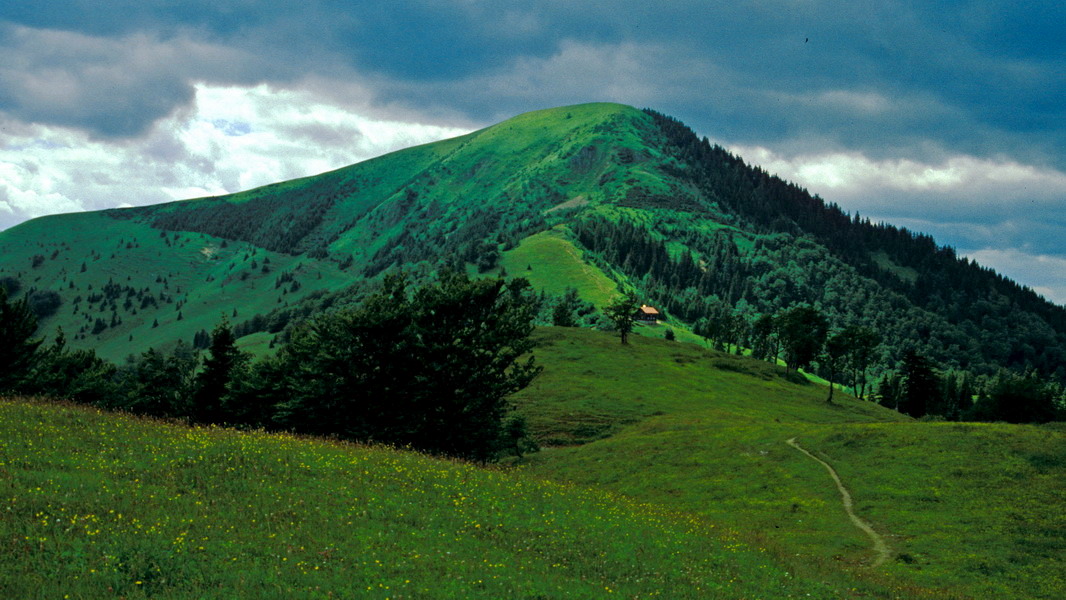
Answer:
2, 102, 1064, 387
515, 328, 1066, 600
0, 397, 870, 599
3, 327, 1062, 599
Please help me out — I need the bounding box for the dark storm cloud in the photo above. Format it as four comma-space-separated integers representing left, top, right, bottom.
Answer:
2, 1, 1062, 166
0, 23, 278, 138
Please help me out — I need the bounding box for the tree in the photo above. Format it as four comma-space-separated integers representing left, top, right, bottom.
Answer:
694, 300, 739, 352
226, 355, 289, 429
0, 287, 42, 392
27, 290, 62, 319
823, 331, 849, 403
27, 328, 117, 405
776, 306, 827, 374
970, 370, 1056, 423
838, 325, 880, 400
269, 272, 541, 461
193, 317, 249, 424
899, 350, 938, 418
551, 288, 581, 327
118, 343, 198, 418
750, 313, 778, 362
0, 276, 20, 296
604, 293, 639, 345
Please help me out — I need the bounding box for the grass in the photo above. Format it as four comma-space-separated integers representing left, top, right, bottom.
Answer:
513, 328, 1066, 600
804, 422, 1066, 598
1, 329, 1062, 598
499, 228, 618, 306
870, 251, 919, 284
3, 397, 857, 599
0, 212, 353, 362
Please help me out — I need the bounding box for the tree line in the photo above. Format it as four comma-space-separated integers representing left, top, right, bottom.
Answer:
596, 293, 1064, 422
0, 274, 541, 462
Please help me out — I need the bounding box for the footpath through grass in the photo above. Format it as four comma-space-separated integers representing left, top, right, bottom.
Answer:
515, 328, 1066, 600
4, 397, 852, 600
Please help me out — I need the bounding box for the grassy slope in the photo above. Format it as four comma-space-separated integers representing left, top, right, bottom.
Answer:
0, 212, 354, 362
0, 103, 664, 359
3, 398, 851, 600
513, 328, 1066, 600
499, 227, 618, 307
1, 327, 1061, 598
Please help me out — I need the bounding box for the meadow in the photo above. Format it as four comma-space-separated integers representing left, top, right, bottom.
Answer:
1, 327, 1063, 598
4, 397, 851, 599
515, 328, 1066, 600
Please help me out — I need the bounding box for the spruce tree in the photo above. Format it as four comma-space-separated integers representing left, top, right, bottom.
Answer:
193, 317, 246, 424
0, 287, 42, 392
899, 350, 938, 418
552, 288, 581, 327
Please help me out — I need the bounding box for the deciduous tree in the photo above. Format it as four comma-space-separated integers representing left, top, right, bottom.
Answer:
604, 293, 639, 345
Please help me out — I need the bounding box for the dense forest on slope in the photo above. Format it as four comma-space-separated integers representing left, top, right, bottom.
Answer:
640, 110, 1066, 380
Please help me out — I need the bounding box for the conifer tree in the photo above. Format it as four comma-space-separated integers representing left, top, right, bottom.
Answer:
0, 287, 42, 392
193, 317, 247, 424
899, 350, 938, 418
552, 288, 581, 327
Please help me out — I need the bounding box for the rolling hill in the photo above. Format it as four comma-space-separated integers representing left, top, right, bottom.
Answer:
1, 102, 1064, 389
515, 328, 1066, 599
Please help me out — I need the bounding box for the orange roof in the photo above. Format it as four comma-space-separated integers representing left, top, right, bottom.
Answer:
639, 305, 660, 315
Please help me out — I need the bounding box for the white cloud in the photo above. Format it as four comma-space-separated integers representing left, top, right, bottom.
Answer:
0, 83, 470, 230
727, 144, 1066, 228
731, 146, 1066, 198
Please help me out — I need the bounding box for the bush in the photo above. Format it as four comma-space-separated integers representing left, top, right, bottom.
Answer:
0, 276, 21, 296
27, 290, 62, 319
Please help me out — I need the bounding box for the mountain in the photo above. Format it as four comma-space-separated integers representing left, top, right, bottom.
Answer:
1, 102, 1064, 385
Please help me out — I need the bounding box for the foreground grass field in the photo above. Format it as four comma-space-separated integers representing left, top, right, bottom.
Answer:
3, 328, 1062, 599
3, 397, 863, 599
515, 328, 1066, 600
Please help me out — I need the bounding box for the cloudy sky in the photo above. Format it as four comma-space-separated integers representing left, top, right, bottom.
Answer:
1, 1, 1064, 303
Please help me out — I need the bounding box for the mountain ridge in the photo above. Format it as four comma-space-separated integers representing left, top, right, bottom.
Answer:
1, 102, 1063, 387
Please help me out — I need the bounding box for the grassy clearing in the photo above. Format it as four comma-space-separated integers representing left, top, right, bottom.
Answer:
514, 327, 898, 446
500, 229, 618, 307
3, 397, 851, 599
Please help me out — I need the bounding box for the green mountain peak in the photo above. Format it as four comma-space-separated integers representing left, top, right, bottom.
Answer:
1, 103, 1063, 395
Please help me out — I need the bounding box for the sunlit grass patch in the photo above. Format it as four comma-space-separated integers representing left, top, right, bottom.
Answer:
2, 397, 847, 599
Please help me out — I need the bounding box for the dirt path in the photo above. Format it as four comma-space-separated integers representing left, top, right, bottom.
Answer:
785, 437, 891, 567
